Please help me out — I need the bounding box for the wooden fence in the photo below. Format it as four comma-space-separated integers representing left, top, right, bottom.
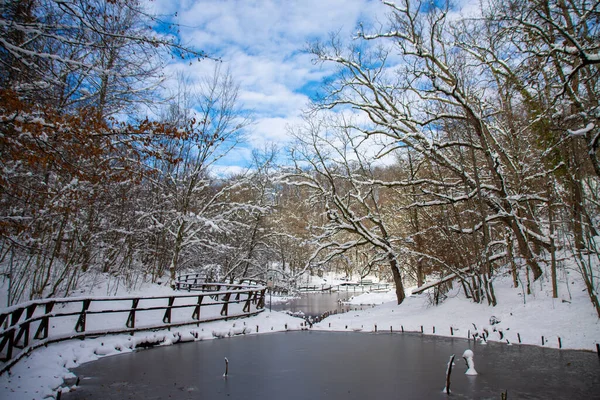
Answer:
176, 275, 290, 295
0, 282, 266, 374
298, 283, 391, 293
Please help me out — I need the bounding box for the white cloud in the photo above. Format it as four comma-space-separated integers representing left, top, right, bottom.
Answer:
173, 0, 380, 53
251, 116, 302, 147
146, 0, 390, 168
209, 164, 249, 178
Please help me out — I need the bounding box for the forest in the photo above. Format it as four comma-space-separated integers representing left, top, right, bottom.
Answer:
1, 0, 598, 317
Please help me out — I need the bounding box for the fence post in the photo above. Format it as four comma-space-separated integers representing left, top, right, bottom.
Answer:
257, 289, 266, 309
75, 299, 92, 333
9, 308, 24, 329
126, 299, 140, 328
0, 307, 25, 361
192, 295, 204, 320
13, 304, 36, 349
0, 330, 14, 361
243, 291, 253, 313
163, 297, 175, 324
8, 308, 24, 350
34, 301, 55, 340
220, 292, 232, 316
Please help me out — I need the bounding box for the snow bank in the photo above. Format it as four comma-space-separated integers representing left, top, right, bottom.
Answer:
299, 271, 383, 288
344, 290, 398, 305
315, 275, 600, 352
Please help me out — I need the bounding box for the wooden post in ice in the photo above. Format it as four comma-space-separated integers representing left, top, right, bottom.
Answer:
444, 354, 455, 394
223, 357, 229, 378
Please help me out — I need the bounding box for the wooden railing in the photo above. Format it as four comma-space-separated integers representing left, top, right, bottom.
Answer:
333, 283, 390, 293
176, 275, 290, 295
298, 283, 391, 293
0, 282, 266, 375
176, 273, 213, 288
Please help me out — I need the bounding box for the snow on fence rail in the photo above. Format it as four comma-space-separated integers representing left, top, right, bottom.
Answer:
0, 282, 266, 375
175, 274, 266, 291
176, 274, 291, 295
334, 283, 390, 292
175, 273, 218, 289
298, 283, 391, 293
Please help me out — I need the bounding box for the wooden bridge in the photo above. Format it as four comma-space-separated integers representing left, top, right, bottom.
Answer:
176, 274, 291, 296
298, 282, 391, 293
0, 279, 266, 375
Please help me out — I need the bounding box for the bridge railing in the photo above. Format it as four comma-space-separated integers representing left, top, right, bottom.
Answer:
298, 283, 391, 293
0, 282, 266, 375
176, 273, 211, 286
333, 283, 391, 293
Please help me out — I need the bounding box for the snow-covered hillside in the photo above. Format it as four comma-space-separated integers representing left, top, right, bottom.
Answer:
316, 274, 600, 351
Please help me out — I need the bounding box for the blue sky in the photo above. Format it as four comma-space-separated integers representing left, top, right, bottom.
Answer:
147, 0, 477, 175
145, 0, 389, 174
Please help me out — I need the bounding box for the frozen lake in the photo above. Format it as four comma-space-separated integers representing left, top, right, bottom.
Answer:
63, 331, 600, 399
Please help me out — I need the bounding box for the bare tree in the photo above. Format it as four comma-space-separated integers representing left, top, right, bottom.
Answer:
284, 115, 408, 304
303, 0, 599, 312
146, 66, 251, 286
0, 0, 207, 116
0, 0, 211, 301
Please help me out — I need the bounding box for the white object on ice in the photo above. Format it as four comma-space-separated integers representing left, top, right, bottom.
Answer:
462, 349, 478, 375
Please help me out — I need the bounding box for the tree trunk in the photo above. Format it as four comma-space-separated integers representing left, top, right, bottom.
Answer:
569, 175, 586, 251
509, 218, 543, 280
578, 252, 600, 318
169, 220, 186, 287
408, 151, 425, 288
547, 181, 558, 298
389, 255, 406, 305
506, 230, 519, 288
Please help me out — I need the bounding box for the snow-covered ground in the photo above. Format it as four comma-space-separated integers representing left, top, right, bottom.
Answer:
344, 290, 398, 305
1, 270, 599, 400
315, 274, 600, 352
